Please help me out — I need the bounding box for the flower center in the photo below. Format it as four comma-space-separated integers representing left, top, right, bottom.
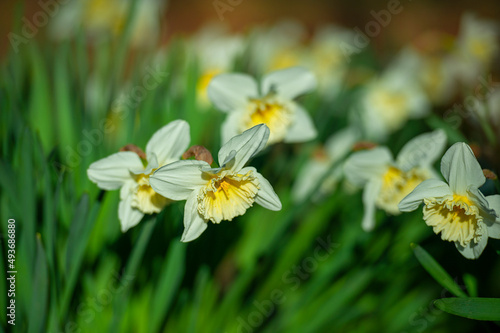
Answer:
377, 166, 428, 215
270, 48, 301, 71
198, 170, 260, 224
467, 38, 494, 64
243, 96, 293, 145
132, 171, 169, 214
370, 89, 409, 131
84, 0, 125, 35
423, 194, 484, 247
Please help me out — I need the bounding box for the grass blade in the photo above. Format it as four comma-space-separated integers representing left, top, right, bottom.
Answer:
435, 298, 500, 321
28, 235, 49, 333
411, 244, 468, 298
148, 240, 186, 333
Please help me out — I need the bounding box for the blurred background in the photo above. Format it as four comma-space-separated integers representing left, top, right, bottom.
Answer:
1, 0, 500, 55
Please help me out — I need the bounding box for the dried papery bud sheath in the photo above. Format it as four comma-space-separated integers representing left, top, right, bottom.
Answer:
313, 147, 329, 161
182, 145, 214, 165
483, 169, 498, 180
352, 141, 377, 151
469, 144, 481, 159
120, 144, 147, 160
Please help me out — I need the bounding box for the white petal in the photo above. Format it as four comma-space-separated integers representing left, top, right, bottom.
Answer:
362, 179, 382, 232
145, 120, 191, 166
283, 105, 317, 143
87, 152, 143, 190
207, 73, 258, 113
440, 142, 485, 195
118, 195, 145, 232
218, 124, 270, 171
344, 147, 393, 187
455, 234, 488, 260
468, 186, 497, 217
221, 111, 242, 145
262, 67, 317, 99
150, 160, 209, 200
324, 126, 359, 161
181, 190, 208, 242
292, 160, 329, 202
485, 195, 500, 239
396, 129, 447, 171
242, 167, 282, 211
398, 179, 452, 212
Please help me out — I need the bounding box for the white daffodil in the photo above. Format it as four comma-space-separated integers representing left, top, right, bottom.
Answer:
356, 58, 430, 141
399, 143, 500, 259
397, 45, 458, 106
307, 25, 354, 99
187, 23, 245, 107
454, 13, 499, 86
473, 87, 500, 130
248, 20, 306, 74
292, 127, 359, 202
87, 120, 190, 232
49, 0, 166, 47
344, 130, 447, 231
149, 124, 282, 242
208, 67, 317, 145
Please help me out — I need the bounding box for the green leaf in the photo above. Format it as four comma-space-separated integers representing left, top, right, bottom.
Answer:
28, 235, 49, 333
463, 274, 478, 298
111, 216, 157, 331
411, 244, 468, 298
65, 194, 90, 276
435, 297, 500, 321
28, 43, 54, 151
148, 240, 186, 333
60, 194, 100, 322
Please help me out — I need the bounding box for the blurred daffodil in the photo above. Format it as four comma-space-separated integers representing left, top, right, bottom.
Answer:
292, 127, 359, 202
307, 25, 354, 99
399, 142, 500, 259
188, 23, 245, 107
344, 130, 446, 231
356, 58, 430, 141
150, 124, 282, 242
454, 13, 499, 86
248, 20, 306, 74
208, 67, 317, 145
50, 0, 165, 47
87, 120, 190, 232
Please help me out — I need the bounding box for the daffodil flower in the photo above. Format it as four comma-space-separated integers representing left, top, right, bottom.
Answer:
344, 130, 446, 231
356, 60, 430, 141
454, 13, 499, 85
399, 142, 500, 259
149, 124, 282, 242
87, 120, 190, 232
208, 67, 317, 145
